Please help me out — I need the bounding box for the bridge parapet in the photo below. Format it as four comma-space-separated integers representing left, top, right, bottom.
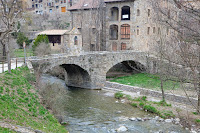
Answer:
29, 51, 153, 89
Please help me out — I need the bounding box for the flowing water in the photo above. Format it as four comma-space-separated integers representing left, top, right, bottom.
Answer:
41, 75, 189, 133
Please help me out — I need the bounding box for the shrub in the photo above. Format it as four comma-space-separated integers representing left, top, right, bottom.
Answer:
131, 103, 137, 107
141, 96, 147, 101
16, 32, 31, 48
143, 105, 158, 114
139, 102, 145, 107
114, 92, 124, 99
32, 35, 49, 52
195, 119, 200, 123
158, 100, 171, 106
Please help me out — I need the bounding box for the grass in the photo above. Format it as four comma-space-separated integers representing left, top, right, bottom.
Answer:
110, 73, 180, 91
114, 92, 174, 119
0, 67, 67, 133
114, 91, 124, 99
14, 49, 33, 58
0, 127, 16, 133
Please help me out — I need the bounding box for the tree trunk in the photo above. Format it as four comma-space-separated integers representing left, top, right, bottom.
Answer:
160, 76, 165, 101
5, 41, 11, 73
3, 44, 6, 60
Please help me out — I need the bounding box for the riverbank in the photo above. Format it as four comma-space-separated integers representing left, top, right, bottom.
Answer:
103, 83, 200, 132
0, 67, 67, 132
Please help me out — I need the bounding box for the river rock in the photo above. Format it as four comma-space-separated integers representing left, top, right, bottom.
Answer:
165, 119, 172, 123
118, 116, 129, 121
121, 99, 126, 103
129, 117, 136, 121
116, 126, 128, 132
116, 111, 122, 114
136, 117, 142, 121
190, 130, 197, 133
159, 118, 164, 122
154, 116, 160, 120
174, 118, 180, 122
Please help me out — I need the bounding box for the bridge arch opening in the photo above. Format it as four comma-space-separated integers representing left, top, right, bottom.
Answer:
106, 60, 146, 79
61, 64, 91, 89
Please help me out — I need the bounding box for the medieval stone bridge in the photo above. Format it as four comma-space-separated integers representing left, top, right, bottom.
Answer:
29, 51, 155, 89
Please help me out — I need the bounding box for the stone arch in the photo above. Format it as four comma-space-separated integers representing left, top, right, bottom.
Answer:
61, 64, 91, 89
105, 60, 146, 76
110, 7, 119, 21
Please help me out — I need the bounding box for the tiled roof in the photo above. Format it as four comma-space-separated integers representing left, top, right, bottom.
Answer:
104, 0, 128, 2
37, 30, 68, 35
68, 0, 100, 11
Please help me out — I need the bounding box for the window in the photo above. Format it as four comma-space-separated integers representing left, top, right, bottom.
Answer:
158, 27, 160, 34
121, 43, 126, 50
110, 7, 119, 21
69, 0, 72, 7
48, 35, 61, 44
168, 10, 170, 19
49, 9, 52, 13
167, 28, 169, 35
137, 9, 140, 16
153, 27, 156, 33
112, 42, 117, 51
147, 27, 150, 35
74, 36, 78, 45
110, 25, 118, 40
148, 9, 150, 17
61, 7, 66, 12
121, 6, 130, 20
121, 24, 130, 39
137, 29, 139, 35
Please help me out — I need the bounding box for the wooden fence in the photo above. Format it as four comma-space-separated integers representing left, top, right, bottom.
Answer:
0, 56, 22, 73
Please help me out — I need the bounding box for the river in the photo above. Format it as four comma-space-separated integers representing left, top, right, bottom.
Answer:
41, 75, 189, 133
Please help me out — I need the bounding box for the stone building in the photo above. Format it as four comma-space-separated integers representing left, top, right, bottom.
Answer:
68, 0, 158, 52
27, 0, 79, 14
68, 0, 106, 52
105, 0, 158, 52
37, 28, 82, 54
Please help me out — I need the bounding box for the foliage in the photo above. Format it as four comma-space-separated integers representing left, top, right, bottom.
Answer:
143, 105, 158, 114
195, 119, 200, 123
0, 127, 16, 133
0, 67, 67, 132
16, 32, 31, 48
131, 103, 137, 107
139, 102, 145, 107
32, 35, 49, 52
111, 73, 179, 90
14, 49, 33, 58
114, 92, 124, 99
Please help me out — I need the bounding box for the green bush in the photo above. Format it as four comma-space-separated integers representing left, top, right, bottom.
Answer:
131, 103, 137, 107
143, 105, 158, 114
16, 32, 31, 48
195, 119, 200, 123
114, 92, 124, 99
139, 102, 145, 107
32, 35, 49, 52
141, 96, 147, 101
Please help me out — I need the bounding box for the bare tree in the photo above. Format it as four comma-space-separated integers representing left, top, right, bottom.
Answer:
0, 0, 24, 73
151, 0, 200, 111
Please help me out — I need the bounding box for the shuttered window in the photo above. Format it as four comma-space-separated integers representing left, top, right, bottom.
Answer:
61, 7, 66, 12
121, 24, 130, 39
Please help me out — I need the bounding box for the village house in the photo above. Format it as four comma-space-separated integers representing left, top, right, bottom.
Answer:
68, 0, 160, 52
37, 28, 82, 54
26, 0, 79, 15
